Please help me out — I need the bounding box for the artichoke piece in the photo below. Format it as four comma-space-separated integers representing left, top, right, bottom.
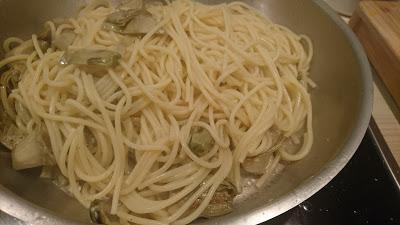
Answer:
102, 9, 139, 33
188, 127, 215, 157
37, 25, 52, 43
0, 64, 24, 94
123, 10, 159, 35
60, 49, 121, 67
105, 9, 138, 27
90, 200, 108, 224
38, 40, 50, 53
40, 166, 57, 179
36, 25, 52, 53
102, 22, 125, 33
242, 137, 285, 175
102, 3, 160, 35
40, 166, 69, 194
53, 30, 76, 51
89, 200, 118, 224
201, 180, 237, 218
242, 152, 273, 175
0, 123, 25, 150
11, 130, 47, 170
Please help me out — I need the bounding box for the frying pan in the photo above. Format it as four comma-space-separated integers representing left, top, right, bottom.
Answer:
0, 0, 373, 224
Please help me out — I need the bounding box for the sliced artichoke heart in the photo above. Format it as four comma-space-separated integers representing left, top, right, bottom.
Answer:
89, 199, 118, 224
37, 25, 52, 52
60, 49, 121, 67
37, 25, 52, 43
242, 133, 285, 175
124, 10, 159, 34
12, 131, 47, 170
53, 30, 76, 51
188, 127, 215, 157
103, 7, 160, 35
242, 152, 273, 175
201, 180, 237, 218
102, 9, 139, 33
0, 123, 25, 150
0, 64, 24, 94
105, 9, 138, 27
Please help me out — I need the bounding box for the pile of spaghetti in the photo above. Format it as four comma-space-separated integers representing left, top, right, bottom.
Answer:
0, 0, 314, 224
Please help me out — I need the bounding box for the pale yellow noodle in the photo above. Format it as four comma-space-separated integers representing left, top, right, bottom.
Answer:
0, 0, 314, 224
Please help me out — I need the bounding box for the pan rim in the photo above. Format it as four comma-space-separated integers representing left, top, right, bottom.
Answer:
0, 0, 373, 224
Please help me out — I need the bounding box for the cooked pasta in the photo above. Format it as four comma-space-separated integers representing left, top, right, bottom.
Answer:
0, 0, 314, 224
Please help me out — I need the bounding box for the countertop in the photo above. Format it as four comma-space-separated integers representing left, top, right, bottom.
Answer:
341, 14, 400, 170
372, 74, 400, 167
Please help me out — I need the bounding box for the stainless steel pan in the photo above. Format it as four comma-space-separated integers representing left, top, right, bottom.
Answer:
0, 0, 373, 224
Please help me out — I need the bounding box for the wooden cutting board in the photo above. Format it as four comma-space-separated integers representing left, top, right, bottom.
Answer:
350, 1, 400, 168
350, 1, 400, 108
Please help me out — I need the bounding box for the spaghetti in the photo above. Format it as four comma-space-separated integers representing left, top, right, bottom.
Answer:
0, 0, 314, 224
